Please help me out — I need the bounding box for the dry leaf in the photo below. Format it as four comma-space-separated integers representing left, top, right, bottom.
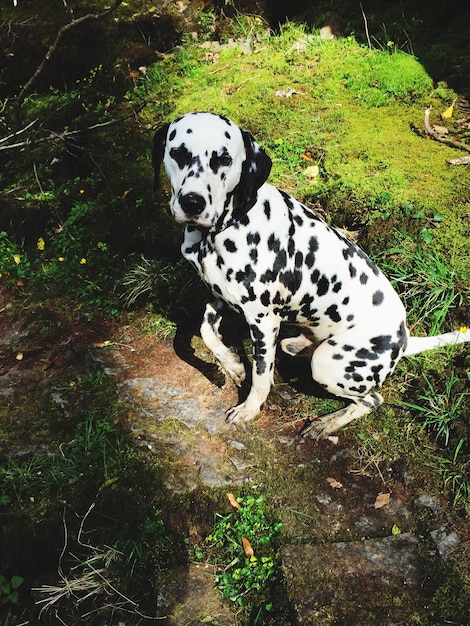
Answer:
303, 165, 320, 180
275, 88, 302, 98
441, 97, 457, 119
326, 477, 343, 489
242, 537, 254, 558
226, 492, 241, 510
374, 492, 391, 509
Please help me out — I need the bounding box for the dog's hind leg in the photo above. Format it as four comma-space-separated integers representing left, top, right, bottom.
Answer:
303, 327, 403, 437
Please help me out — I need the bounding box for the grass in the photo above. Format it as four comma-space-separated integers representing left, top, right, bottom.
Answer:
402, 371, 469, 446
373, 233, 468, 335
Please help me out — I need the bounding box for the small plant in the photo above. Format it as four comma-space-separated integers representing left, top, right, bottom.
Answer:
0, 574, 24, 605
122, 256, 199, 317
197, 493, 282, 613
0, 231, 31, 282
402, 372, 468, 446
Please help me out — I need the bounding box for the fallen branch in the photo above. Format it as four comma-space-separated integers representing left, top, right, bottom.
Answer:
0, 104, 147, 151
15, 0, 124, 119
424, 106, 470, 153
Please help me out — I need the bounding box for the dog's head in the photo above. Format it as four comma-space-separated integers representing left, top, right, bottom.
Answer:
153, 112, 272, 229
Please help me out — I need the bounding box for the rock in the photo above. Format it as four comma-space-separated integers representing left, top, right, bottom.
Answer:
118, 377, 253, 491
282, 534, 424, 624
159, 563, 237, 625
414, 494, 440, 514
430, 526, 460, 559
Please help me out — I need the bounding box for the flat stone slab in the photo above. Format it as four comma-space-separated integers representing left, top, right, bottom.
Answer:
159, 564, 237, 625
118, 377, 253, 490
282, 533, 424, 625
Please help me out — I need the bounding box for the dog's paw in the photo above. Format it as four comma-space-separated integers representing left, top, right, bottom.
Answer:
225, 402, 258, 424
300, 408, 349, 439
223, 358, 246, 386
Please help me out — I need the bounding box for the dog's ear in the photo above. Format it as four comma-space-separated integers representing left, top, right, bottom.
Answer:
152, 123, 169, 191
232, 130, 272, 219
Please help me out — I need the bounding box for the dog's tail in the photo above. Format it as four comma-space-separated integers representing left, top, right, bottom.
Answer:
403, 327, 469, 356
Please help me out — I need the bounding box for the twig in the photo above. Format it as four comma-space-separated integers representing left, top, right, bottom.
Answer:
0, 106, 146, 151
77, 501, 98, 549
0, 118, 38, 146
424, 106, 470, 153
360, 3, 371, 49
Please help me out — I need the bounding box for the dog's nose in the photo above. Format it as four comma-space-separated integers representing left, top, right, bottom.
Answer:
179, 192, 206, 216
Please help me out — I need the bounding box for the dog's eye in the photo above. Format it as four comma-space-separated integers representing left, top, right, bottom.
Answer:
170, 146, 191, 168
210, 153, 232, 172
218, 155, 232, 167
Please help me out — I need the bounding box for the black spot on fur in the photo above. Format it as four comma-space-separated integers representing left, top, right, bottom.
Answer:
360, 272, 368, 285
317, 275, 330, 297
305, 236, 319, 268
325, 304, 341, 323
224, 239, 237, 253
370, 335, 393, 353
371, 364, 384, 384
311, 269, 320, 283
261, 291, 270, 306
355, 348, 379, 361
280, 270, 302, 293
268, 234, 281, 253
273, 249, 287, 273
372, 290, 384, 306
247, 232, 261, 245
349, 385, 367, 394
235, 265, 256, 289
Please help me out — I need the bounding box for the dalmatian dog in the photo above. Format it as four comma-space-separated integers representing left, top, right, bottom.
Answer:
153, 112, 469, 438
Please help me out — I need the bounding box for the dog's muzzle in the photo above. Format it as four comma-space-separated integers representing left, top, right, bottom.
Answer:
179, 192, 206, 217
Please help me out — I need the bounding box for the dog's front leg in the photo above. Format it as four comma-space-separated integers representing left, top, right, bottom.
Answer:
225, 317, 280, 424
200, 300, 246, 385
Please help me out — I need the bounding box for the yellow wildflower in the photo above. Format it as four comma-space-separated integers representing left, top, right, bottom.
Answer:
37, 237, 45, 251
58, 257, 65, 262
13, 254, 21, 264
80, 258, 87, 265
